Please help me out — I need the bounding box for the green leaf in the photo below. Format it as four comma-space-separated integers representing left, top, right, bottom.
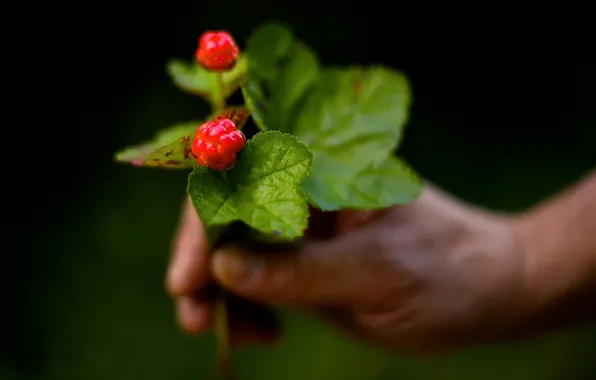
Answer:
303, 156, 422, 210
114, 122, 199, 167
246, 22, 294, 81
241, 78, 267, 131
166, 56, 248, 106
293, 67, 414, 210
142, 134, 196, 169
211, 106, 251, 130
187, 131, 313, 238
267, 43, 320, 132
294, 67, 411, 166
243, 23, 320, 132
114, 107, 251, 169
242, 42, 320, 132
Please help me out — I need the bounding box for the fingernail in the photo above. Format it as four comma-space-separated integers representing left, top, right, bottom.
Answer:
213, 249, 262, 286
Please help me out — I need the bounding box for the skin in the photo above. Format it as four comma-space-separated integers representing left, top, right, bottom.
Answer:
166, 169, 596, 354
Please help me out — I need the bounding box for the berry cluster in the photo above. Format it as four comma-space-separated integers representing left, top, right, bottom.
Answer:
191, 118, 246, 171
195, 31, 240, 71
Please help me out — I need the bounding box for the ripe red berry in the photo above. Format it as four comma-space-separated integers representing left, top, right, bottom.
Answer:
195, 31, 240, 72
191, 118, 246, 171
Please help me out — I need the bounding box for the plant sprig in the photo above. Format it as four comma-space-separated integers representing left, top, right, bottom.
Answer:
114, 21, 422, 379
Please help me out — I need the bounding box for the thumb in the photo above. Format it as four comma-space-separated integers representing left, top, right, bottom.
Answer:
210, 235, 371, 306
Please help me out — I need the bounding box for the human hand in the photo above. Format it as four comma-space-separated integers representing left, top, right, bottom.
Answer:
166, 184, 527, 354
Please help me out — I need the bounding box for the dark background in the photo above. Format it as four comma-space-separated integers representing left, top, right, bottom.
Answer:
5, 2, 594, 379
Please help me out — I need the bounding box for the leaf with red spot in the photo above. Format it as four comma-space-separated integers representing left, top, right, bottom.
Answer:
114, 121, 200, 168
139, 106, 250, 169
212, 106, 251, 130
141, 134, 197, 169
114, 107, 252, 170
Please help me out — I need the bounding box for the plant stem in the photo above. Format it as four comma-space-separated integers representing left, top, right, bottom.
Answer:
211, 71, 232, 380
214, 72, 226, 114
212, 292, 234, 379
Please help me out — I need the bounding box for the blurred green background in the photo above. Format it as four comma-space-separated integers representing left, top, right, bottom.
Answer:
7, 4, 594, 380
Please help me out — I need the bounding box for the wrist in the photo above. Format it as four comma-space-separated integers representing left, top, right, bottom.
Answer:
515, 210, 561, 319
509, 208, 596, 337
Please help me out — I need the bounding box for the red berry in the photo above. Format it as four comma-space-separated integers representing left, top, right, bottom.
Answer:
195, 31, 240, 72
191, 118, 246, 171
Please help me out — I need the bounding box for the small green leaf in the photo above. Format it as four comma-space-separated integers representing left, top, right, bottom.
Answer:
303, 156, 421, 210
293, 67, 414, 210
187, 131, 313, 238
142, 134, 196, 169
154, 123, 198, 145
166, 56, 248, 106
114, 144, 156, 165
267, 43, 320, 132
212, 106, 251, 130
246, 22, 294, 81
114, 122, 199, 167
114, 107, 251, 169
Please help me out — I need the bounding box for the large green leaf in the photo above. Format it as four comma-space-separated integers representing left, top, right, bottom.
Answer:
303, 156, 422, 210
187, 131, 313, 238
166, 56, 248, 107
292, 67, 414, 210
267, 43, 320, 132
294, 67, 411, 166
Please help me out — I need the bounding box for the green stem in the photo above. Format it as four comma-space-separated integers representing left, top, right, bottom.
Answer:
212, 292, 234, 379
214, 72, 226, 114
211, 71, 233, 380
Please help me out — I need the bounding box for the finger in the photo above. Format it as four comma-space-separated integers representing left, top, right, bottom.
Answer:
176, 285, 280, 345
175, 282, 221, 333
167, 197, 209, 296
211, 232, 376, 306
177, 296, 212, 334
